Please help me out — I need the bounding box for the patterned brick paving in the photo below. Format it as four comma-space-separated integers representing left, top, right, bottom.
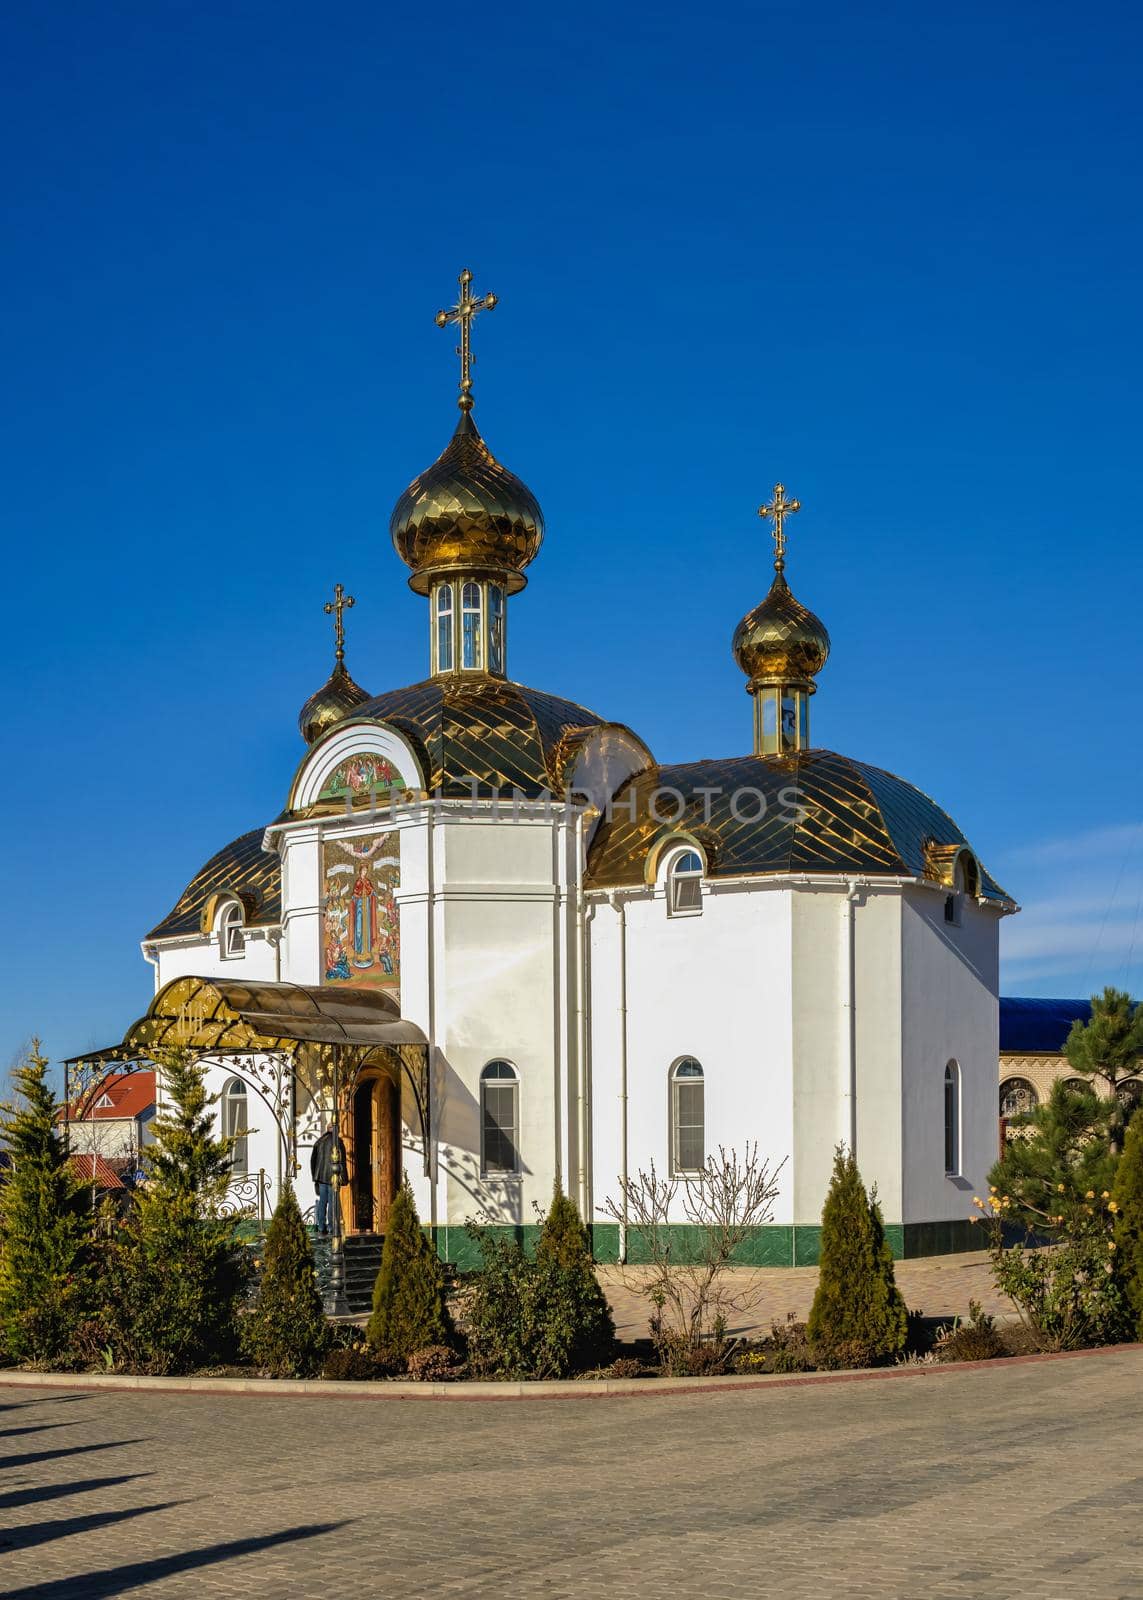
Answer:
3, 1349, 1142, 1598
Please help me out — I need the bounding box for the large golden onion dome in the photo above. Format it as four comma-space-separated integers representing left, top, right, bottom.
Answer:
298, 659, 371, 745
390, 410, 544, 596
732, 571, 831, 686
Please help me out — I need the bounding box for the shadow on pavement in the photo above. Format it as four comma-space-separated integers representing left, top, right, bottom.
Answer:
0, 1439, 145, 1473
3, 1521, 356, 1599
0, 1421, 80, 1440
0, 1473, 152, 1513
0, 1501, 186, 1555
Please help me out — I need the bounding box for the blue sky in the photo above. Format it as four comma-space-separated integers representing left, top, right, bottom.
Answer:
3, 0, 1142, 1069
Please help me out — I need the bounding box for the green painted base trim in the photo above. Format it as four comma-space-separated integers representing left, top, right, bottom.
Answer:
429, 1218, 983, 1269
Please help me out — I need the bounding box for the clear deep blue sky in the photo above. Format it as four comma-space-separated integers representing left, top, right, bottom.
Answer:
3, 0, 1142, 1069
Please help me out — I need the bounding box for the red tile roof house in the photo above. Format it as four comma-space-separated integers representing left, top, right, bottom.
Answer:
62, 1070, 156, 1185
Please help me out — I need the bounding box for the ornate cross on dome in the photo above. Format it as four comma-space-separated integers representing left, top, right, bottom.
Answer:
435, 269, 498, 411
324, 583, 355, 664
758, 483, 801, 574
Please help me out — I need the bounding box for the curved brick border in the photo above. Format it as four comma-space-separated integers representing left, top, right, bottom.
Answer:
1, 1341, 1138, 1402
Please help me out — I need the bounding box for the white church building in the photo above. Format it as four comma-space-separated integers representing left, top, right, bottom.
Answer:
130, 272, 1015, 1267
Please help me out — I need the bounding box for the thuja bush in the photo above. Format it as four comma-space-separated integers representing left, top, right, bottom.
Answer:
242, 1183, 329, 1377
367, 1180, 453, 1365
0, 1041, 94, 1366
465, 1192, 615, 1380
807, 1146, 908, 1367
101, 1049, 247, 1374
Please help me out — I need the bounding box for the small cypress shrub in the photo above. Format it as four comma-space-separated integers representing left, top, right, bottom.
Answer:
807, 1146, 908, 1366
536, 1185, 615, 1370
242, 1183, 329, 1377
103, 1048, 247, 1374
367, 1179, 452, 1363
0, 1040, 93, 1366
1113, 1109, 1143, 1335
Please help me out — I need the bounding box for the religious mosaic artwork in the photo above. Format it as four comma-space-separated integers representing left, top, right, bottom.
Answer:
321, 832, 400, 994
319, 753, 407, 806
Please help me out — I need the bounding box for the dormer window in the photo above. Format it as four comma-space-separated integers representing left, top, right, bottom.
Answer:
218, 901, 245, 958
667, 849, 704, 916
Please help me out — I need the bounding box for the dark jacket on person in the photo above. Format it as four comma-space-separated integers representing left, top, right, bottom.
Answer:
310, 1129, 347, 1187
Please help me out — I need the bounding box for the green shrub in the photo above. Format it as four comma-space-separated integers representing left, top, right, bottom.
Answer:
988, 1078, 1117, 1232
405, 1344, 462, 1382
935, 1301, 1005, 1363
807, 1146, 908, 1366
535, 1187, 614, 1370
1113, 1109, 1143, 1335
322, 1340, 388, 1381
367, 1180, 452, 1362
242, 1183, 328, 1377
0, 1041, 94, 1366
100, 1048, 247, 1374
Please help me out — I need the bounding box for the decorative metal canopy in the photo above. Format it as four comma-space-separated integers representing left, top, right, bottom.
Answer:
64, 975, 432, 1175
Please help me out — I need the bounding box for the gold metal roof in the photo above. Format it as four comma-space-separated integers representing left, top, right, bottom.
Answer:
585, 750, 1012, 902
733, 572, 831, 686
147, 829, 281, 942
298, 659, 371, 745
389, 412, 544, 595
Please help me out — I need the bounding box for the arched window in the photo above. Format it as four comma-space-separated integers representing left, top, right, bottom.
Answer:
480, 1060, 519, 1175
436, 583, 454, 673
218, 901, 244, 958
670, 1058, 704, 1175
667, 849, 704, 916
221, 1078, 248, 1175
487, 584, 505, 675
462, 581, 483, 671
999, 1077, 1038, 1120
944, 1061, 960, 1176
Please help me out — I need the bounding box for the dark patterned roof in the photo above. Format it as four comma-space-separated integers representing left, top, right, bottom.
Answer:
146, 829, 281, 942
348, 676, 607, 798
585, 750, 1012, 902
1000, 997, 1092, 1055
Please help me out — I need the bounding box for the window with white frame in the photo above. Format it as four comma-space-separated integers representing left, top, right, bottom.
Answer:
480, 1060, 519, 1174
222, 1077, 248, 1175
487, 584, 505, 675
670, 1058, 705, 1174
944, 1060, 960, 1176
667, 849, 704, 916
436, 582, 454, 672
462, 581, 483, 671
218, 901, 245, 957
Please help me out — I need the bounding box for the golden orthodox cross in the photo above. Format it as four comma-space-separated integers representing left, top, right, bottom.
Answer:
324, 583, 355, 664
435, 268, 498, 411
758, 483, 801, 574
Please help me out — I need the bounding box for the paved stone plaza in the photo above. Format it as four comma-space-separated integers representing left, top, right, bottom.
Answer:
2, 1350, 1142, 1599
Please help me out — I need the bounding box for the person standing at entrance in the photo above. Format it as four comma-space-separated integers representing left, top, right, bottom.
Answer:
310, 1124, 347, 1237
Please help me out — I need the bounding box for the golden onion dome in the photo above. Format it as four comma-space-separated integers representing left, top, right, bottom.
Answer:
298, 659, 371, 745
390, 411, 544, 596
732, 571, 831, 685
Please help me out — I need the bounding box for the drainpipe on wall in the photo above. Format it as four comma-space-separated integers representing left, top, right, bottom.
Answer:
842, 880, 861, 1157
574, 810, 589, 1220
607, 890, 629, 1264
427, 801, 440, 1257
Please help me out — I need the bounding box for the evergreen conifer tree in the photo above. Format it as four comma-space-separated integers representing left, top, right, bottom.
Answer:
367, 1178, 452, 1363
1113, 1110, 1143, 1335
0, 1040, 93, 1365
989, 1077, 1117, 1232
243, 1182, 328, 1376
1064, 988, 1143, 1156
807, 1146, 908, 1365
536, 1184, 615, 1369
106, 1048, 246, 1373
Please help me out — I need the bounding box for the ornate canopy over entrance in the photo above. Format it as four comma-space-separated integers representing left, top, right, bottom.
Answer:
64, 975, 431, 1176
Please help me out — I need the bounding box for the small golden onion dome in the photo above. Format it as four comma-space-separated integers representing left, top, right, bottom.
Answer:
298, 660, 371, 745
390, 411, 544, 596
732, 572, 831, 685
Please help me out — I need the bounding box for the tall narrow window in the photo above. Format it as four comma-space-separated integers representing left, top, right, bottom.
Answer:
462, 581, 483, 670
436, 583, 454, 672
667, 849, 703, 915
943, 1060, 960, 1176
218, 902, 244, 957
222, 1078, 248, 1176
487, 584, 505, 675
480, 1060, 519, 1174
670, 1058, 704, 1175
